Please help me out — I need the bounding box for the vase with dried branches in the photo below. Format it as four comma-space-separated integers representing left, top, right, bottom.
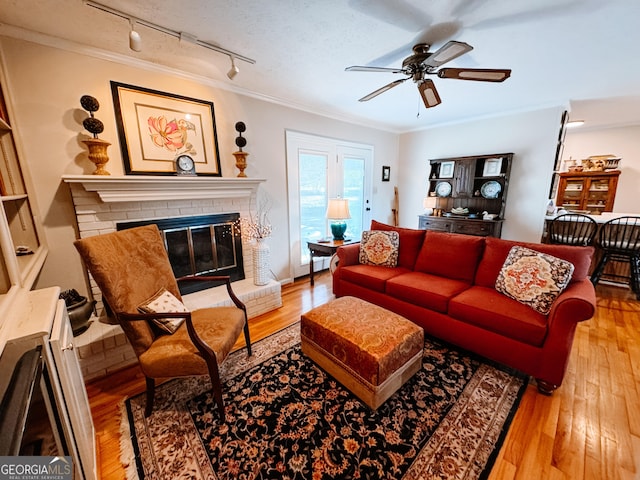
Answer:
241, 196, 272, 285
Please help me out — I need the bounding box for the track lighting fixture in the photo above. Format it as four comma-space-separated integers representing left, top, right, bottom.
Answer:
227, 56, 240, 80
85, 0, 255, 65
129, 19, 142, 52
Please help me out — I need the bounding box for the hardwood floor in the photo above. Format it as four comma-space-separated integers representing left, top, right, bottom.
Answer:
86, 271, 640, 479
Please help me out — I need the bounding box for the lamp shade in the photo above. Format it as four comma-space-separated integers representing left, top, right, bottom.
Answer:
423, 196, 437, 216
325, 199, 351, 220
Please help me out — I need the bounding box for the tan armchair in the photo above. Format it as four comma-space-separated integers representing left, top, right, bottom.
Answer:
74, 224, 251, 418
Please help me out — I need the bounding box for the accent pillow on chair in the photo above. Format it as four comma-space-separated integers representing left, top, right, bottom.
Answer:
358, 230, 400, 267
138, 288, 189, 334
495, 245, 575, 315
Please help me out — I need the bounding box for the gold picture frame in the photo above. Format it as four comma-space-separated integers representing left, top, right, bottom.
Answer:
110, 81, 221, 175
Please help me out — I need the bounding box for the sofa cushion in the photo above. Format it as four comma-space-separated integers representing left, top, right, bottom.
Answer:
386, 272, 471, 313
448, 286, 548, 346
495, 246, 574, 315
475, 238, 593, 288
359, 230, 399, 267
414, 231, 485, 282
138, 288, 188, 334
370, 220, 426, 270
339, 264, 410, 293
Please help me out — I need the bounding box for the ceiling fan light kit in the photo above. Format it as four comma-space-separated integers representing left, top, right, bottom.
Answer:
418, 80, 441, 108
346, 40, 511, 110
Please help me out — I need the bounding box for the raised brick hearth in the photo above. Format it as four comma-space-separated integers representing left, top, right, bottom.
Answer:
63, 175, 282, 380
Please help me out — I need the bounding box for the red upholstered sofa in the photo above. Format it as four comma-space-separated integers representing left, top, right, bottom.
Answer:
332, 220, 597, 394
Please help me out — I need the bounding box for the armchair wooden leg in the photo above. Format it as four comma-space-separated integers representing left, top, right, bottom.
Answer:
145, 377, 155, 417
243, 319, 252, 356
205, 356, 225, 420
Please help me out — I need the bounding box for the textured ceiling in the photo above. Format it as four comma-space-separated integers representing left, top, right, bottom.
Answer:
1, 0, 639, 132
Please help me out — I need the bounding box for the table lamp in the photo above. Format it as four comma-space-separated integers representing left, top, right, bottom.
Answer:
326, 198, 351, 241
423, 195, 438, 216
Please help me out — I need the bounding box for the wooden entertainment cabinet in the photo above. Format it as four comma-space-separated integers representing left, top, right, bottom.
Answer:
419, 153, 513, 238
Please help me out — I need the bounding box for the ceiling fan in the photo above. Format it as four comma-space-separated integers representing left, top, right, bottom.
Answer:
345, 41, 511, 109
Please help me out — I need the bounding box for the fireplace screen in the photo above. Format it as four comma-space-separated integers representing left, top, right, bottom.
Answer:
118, 213, 244, 294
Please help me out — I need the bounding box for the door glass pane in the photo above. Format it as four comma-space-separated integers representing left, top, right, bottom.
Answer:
343, 156, 365, 240
299, 152, 327, 264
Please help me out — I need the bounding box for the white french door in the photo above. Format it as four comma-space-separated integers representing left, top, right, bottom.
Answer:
286, 131, 373, 279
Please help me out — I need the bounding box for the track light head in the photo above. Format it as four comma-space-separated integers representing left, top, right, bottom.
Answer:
227, 56, 239, 80
129, 20, 142, 52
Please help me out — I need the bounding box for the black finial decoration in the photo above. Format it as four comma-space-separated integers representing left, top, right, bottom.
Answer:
235, 121, 247, 152
80, 95, 104, 139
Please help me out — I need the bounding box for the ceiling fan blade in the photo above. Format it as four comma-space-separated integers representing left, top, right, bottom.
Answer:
418, 79, 441, 108
437, 68, 511, 82
346, 65, 405, 73
359, 78, 408, 102
423, 40, 473, 67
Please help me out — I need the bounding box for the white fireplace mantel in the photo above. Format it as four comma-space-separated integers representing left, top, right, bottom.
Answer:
62, 175, 266, 202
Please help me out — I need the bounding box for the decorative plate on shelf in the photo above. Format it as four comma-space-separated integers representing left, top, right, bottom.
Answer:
435, 181, 452, 197
480, 180, 502, 199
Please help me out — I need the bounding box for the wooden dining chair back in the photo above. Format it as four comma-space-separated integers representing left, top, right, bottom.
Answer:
590, 216, 640, 299
74, 224, 251, 418
548, 213, 598, 246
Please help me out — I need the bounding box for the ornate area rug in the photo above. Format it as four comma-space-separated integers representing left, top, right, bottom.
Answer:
121, 323, 527, 479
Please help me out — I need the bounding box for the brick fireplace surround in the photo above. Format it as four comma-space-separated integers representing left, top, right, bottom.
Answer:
62, 175, 282, 380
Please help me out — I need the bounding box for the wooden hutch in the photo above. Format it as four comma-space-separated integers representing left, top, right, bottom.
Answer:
419, 153, 513, 238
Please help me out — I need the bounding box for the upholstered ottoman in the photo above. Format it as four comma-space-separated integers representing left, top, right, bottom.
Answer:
300, 296, 424, 410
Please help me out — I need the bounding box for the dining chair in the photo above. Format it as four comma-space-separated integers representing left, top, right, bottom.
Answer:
548, 213, 598, 246
590, 216, 640, 299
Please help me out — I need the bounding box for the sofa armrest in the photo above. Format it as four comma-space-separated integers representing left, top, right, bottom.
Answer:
332, 243, 360, 297
336, 243, 361, 267
538, 278, 596, 387
547, 279, 597, 325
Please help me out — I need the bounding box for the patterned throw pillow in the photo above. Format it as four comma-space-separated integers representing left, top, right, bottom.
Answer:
358, 230, 400, 267
495, 246, 575, 315
138, 289, 189, 334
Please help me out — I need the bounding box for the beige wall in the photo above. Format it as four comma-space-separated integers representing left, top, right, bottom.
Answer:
562, 125, 640, 214
0, 36, 398, 294
398, 107, 564, 242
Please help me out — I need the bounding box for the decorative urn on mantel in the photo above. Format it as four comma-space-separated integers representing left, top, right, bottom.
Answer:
233, 121, 249, 177
80, 94, 111, 175
82, 138, 111, 176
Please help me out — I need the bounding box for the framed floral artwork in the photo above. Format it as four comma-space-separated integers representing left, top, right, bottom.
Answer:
110, 81, 221, 175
